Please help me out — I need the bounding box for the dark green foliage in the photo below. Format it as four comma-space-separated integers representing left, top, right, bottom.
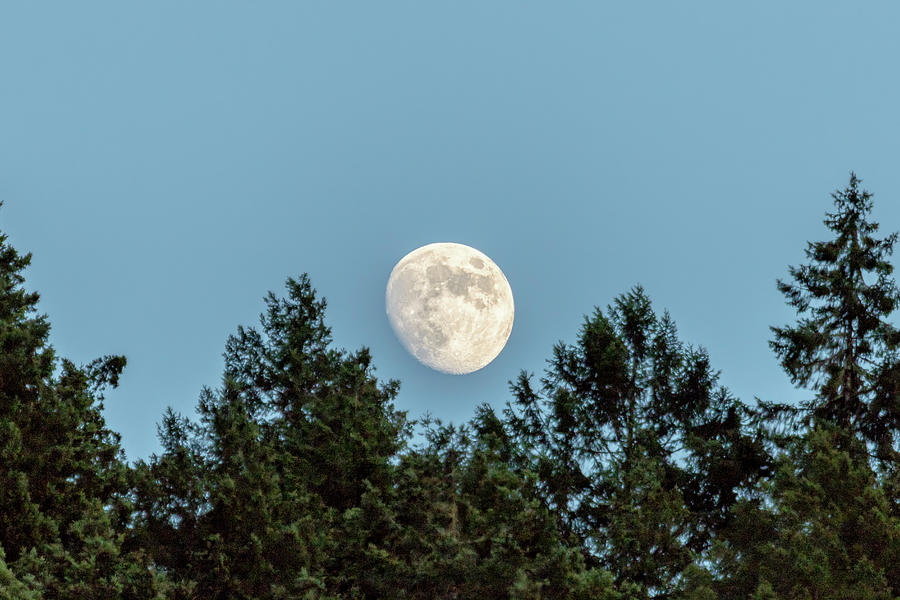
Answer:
705, 173, 900, 599
3, 174, 899, 598
505, 287, 770, 597
709, 425, 899, 599
0, 545, 40, 600
131, 275, 409, 598
129, 277, 632, 599
346, 406, 630, 599
0, 214, 170, 598
770, 173, 900, 470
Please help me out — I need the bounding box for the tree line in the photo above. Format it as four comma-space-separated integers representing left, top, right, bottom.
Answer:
1, 173, 898, 599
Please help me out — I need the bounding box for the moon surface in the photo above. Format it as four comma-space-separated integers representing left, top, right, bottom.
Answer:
386, 243, 514, 374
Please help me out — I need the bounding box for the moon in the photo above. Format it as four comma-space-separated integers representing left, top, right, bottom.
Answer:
386, 242, 514, 374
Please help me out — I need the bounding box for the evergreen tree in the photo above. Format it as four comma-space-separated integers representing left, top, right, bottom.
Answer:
708, 173, 900, 599
0, 545, 40, 600
770, 172, 900, 469
128, 408, 207, 598
505, 287, 770, 597
709, 425, 899, 599
0, 214, 171, 598
132, 275, 408, 599
352, 407, 632, 599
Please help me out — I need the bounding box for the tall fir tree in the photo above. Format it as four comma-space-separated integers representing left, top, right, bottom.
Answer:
132, 275, 409, 599
505, 287, 770, 598
770, 172, 900, 470
707, 173, 900, 599
0, 213, 171, 598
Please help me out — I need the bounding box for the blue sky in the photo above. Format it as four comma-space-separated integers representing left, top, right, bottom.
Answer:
2, 2, 899, 463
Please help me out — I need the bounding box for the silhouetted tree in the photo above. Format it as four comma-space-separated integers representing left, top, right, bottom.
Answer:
0, 212, 171, 598
770, 172, 900, 471
358, 408, 634, 599
132, 275, 409, 598
707, 173, 900, 599
505, 287, 770, 598
7, 172, 900, 599
708, 424, 899, 600
132, 275, 644, 599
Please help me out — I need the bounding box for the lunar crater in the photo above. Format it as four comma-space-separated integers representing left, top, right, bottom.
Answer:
386, 242, 514, 374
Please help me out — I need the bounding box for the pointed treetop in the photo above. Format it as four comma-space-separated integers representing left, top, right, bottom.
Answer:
770, 172, 900, 441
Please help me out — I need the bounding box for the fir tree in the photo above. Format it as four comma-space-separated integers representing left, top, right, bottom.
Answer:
505, 287, 770, 597
0, 213, 171, 598
708, 173, 900, 599
710, 425, 899, 599
770, 172, 900, 469
133, 275, 408, 598
357, 408, 630, 599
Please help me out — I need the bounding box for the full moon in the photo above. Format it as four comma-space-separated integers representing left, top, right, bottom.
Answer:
386, 242, 514, 374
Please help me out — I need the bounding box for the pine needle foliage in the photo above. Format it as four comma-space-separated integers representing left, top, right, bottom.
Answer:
770, 173, 900, 470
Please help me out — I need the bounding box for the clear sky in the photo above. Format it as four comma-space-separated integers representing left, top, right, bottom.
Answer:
2, 2, 899, 464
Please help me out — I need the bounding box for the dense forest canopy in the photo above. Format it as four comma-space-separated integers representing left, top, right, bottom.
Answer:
1, 175, 898, 599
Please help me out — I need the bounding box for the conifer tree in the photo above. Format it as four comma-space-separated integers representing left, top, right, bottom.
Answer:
709, 424, 899, 599
354, 407, 631, 599
127, 408, 207, 598
505, 287, 769, 597
708, 173, 900, 599
132, 275, 408, 598
770, 172, 900, 469
0, 214, 171, 598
